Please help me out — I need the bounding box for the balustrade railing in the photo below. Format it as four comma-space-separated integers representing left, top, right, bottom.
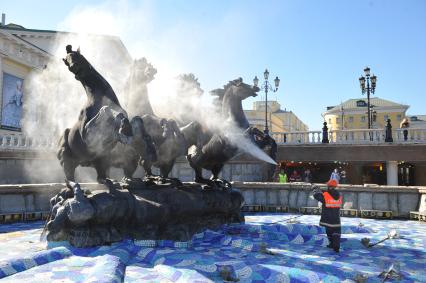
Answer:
394, 128, 426, 143
1, 128, 426, 151
272, 128, 426, 145
271, 131, 322, 144
328, 128, 386, 144
0, 133, 55, 151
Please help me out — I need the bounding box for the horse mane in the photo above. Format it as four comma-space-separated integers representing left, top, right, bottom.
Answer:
210, 77, 242, 101
210, 88, 226, 100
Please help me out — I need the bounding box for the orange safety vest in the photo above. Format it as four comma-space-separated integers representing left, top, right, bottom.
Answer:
323, 192, 342, 208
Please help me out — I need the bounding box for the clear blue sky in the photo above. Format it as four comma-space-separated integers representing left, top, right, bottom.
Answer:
2, 0, 425, 130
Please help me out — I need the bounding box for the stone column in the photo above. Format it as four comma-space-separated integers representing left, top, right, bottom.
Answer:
0, 55, 3, 108
386, 161, 398, 186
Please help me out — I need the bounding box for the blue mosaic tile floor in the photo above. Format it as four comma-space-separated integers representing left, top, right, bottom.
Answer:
0, 214, 425, 282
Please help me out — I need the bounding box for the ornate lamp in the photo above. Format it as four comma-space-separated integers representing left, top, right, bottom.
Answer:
254, 69, 280, 136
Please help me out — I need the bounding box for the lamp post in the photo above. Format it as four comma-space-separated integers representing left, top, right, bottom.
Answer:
253, 69, 280, 136
359, 67, 377, 129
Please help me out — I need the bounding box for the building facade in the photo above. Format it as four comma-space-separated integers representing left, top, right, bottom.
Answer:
244, 101, 308, 133
0, 24, 50, 135
323, 97, 409, 130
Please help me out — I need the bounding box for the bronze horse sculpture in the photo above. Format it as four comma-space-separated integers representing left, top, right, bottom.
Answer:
122, 59, 205, 181
187, 77, 262, 187
57, 45, 154, 183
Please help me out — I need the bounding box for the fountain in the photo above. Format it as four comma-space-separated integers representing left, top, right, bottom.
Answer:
46, 45, 273, 247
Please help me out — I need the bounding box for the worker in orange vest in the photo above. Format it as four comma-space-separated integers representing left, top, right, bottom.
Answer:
312, 179, 342, 252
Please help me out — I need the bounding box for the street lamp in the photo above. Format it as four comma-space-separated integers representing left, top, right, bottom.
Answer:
359, 67, 377, 129
253, 69, 280, 136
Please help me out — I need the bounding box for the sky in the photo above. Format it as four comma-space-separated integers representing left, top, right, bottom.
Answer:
1, 0, 425, 130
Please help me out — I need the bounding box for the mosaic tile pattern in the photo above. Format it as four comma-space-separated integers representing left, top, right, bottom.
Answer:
0, 214, 425, 282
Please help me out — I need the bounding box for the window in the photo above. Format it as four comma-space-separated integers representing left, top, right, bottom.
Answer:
328, 118, 331, 124
349, 116, 354, 123
384, 114, 389, 122
356, 100, 367, 107
361, 116, 366, 122
336, 117, 341, 123
397, 114, 402, 121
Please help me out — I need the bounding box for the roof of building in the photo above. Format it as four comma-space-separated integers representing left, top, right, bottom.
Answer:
0, 23, 132, 63
0, 28, 51, 57
325, 97, 409, 114
0, 23, 57, 33
273, 109, 291, 113
408, 115, 426, 122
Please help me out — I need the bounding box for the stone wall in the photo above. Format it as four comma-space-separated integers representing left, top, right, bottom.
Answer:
234, 182, 423, 218
419, 188, 426, 213
0, 156, 265, 184
1, 182, 423, 219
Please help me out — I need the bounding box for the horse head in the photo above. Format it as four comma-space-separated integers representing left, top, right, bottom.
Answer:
130, 58, 157, 85
225, 77, 259, 101
63, 45, 93, 81
220, 77, 259, 129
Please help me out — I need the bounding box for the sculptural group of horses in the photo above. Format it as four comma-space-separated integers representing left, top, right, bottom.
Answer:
57, 45, 273, 188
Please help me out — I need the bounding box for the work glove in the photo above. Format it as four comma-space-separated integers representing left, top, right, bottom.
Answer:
311, 185, 322, 195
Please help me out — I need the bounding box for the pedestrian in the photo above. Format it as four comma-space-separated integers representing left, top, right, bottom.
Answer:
278, 168, 287, 183
272, 166, 280, 182
400, 118, 410, 141
340, 170, 347, 184
304, 168, 312, 183
289, 170, 301, 182
312, 179, 342, 253
330, 168, 340, 183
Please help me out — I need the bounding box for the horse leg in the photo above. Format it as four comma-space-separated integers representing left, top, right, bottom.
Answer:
58, 128, 77, 182
160, 161, 173, 179
187, 152, 208, 184
211, 163, 231, 190
194, 167, 207, 184
93, 158, 110, 184
159, 160, 182, 186
123, 158, 138, 181
64, 160, 77, 182
141, 159, 154, 178
211, 163, 224, 180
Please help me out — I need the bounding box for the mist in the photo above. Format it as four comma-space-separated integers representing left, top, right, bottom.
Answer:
21, 0, 275, 183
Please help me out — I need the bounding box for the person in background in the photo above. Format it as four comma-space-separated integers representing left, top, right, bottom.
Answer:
289, 170, 301, 182
272, 166, 280, 182
278, 168, 287, 183
304, 168, 312, 183
340, 169, 347, 184
312, 179, 342, 253
400, 118, 410, 141
330, 168, 340, 183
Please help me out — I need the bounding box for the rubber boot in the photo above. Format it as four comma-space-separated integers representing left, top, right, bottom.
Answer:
332, 233, 340, 253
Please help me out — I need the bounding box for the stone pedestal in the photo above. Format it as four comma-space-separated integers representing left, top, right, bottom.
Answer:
46, 181, 244, 247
